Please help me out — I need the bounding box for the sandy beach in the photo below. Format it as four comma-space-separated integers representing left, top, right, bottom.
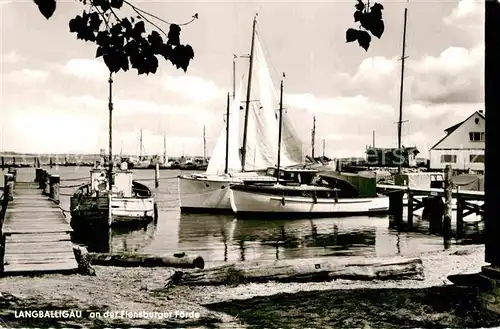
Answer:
1, 244, 497, 328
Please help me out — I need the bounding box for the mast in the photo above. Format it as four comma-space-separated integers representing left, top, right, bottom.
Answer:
311, 115, 316, 159
240, 15, 257, 172
232, 55, 237, 100
276, 77, 284, 184
203, 125, 207, 162
322, 139, 325, 157
139, 129, 143, 159
397, 7, 408, 174
163, 135, 167, 164
224, 92, 230, 174
108, 72, 114, 187
373, 130, 376, 148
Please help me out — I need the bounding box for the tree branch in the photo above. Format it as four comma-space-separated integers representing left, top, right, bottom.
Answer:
123, 0, 198, 26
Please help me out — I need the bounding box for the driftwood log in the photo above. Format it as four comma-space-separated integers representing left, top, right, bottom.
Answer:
170, 257, 424, 286
88, 252, 205, 269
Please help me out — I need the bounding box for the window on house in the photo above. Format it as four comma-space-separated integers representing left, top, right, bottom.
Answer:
469, 154, 485, 163
441, 154, 457, 163
469, 132, 485, 142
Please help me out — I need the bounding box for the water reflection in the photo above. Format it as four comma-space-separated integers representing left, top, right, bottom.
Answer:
177, 214, 377, 262
72, 221, 157, 253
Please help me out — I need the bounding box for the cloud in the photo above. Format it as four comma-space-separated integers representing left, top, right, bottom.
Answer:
62, 59, 109, 82
162, 75, 220, 103
444, 0, 483, 29
0, 50, 23, 63
2, 69, 49, 84
409, 44, 483, 104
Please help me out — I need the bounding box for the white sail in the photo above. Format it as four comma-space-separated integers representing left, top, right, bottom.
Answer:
206, 78, 244, 175
247, 33, 302, 168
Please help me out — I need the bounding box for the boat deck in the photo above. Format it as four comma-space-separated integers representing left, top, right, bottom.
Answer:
1, 180, 78, 275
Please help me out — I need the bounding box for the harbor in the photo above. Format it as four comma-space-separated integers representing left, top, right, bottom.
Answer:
0, 0, 495, 327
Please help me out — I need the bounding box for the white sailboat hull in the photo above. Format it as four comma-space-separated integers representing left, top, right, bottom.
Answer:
178, 175, 236, 213
229, 188, 390, 218
178, 173, 277, 213
110, 196, 155, 223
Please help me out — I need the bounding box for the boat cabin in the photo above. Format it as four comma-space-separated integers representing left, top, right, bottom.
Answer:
264, 167, 319, 184
90, 168, 133, 197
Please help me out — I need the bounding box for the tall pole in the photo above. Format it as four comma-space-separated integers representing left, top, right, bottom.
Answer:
397, 7, 408, 174
373, 130, 375, 148
311, 115, 316, 159
276, 77, 284, 184
322, 139, 325, 157
241, 15, 257, 172
139, 129, 143, 159
224, 93, 230, 174
108, 72, 114, 188
163, 135, 167, 164
232, 55, 236, 100
203, 125, 207, 161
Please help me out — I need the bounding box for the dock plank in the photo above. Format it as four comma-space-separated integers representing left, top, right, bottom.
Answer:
1, 172, 78, 275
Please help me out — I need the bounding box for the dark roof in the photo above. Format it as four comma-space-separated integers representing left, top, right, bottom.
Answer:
430, 111, 485, 150
365, 146, 419, 154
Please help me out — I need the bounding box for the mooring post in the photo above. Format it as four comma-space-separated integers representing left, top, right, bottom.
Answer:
49, 157, 53, 169
7, 167, 17, 184
44, 170, 51, 195
4, 173, 14, 201
456, 195, 465, 239
1, 156, 4, 171
35, 167, 43, 183
407, 191, 414, 228
155, 163, 160, 188
428, 197, 444, 234
49, 174, 60, 204
443, 164, 453, 249
12, 157, 16, 167
389, 191, 404, 227
39, 169, 47, 190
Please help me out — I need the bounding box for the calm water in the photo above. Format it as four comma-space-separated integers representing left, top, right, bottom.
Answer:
2, 167, 480, 265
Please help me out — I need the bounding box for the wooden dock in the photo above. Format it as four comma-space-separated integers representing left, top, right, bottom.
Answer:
0, 168, 78, 275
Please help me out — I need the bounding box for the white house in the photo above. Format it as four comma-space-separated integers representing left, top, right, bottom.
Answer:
429, 110, 485, 172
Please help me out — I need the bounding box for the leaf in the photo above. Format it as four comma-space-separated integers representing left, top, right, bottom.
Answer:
369, 19, 384, 39
132, 21, 146, 37
357, 30, 371, 51
360, 12, 373, 31
345, 28, 359, 43
167, 24, 181, 46
370, 3, 384, 20
96, 46, 105, 57
33, 0, 56, 19
353, 10, 363, 22
103, 51, 121, 73
354, 0, 365, 11
148, 31, 164, 54
110, 0, 123, 9
69, 15, 82, 32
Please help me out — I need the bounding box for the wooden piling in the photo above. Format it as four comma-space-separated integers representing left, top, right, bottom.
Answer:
4, 173, 14, 201
39, 169, 47, 190
443, 164, 453, 249
428, 197, 444, 234
407, 191, 414, 228
43, 171, 51, 195
49, 157, 53, 169
8, 167, 17, 183
49, 174, 60, 204
155, 163, 160, 188
12, 157, 16, 166
389, 191, 404, 226
456, 195, 465, 239
1, 156, 4, 171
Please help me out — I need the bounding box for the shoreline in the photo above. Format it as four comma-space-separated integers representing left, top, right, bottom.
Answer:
0, 244, 494, 328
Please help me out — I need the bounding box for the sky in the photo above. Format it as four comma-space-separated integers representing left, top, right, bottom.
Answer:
0, 0, 483, 158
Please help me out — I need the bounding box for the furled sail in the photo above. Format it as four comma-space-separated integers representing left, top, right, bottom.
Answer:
205, 77, 244, 175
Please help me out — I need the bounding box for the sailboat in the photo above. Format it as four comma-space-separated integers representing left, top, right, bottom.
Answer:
129, 129, 151, 169
229, 77, 390, 218
70, 74, 156, 230
177, 16, 304, 213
